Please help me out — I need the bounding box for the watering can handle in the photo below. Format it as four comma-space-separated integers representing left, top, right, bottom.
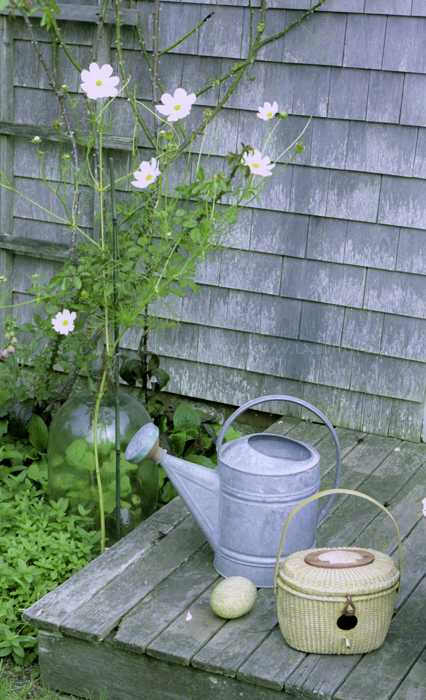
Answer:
216, 395, 341, 523
273, 488, 402, 594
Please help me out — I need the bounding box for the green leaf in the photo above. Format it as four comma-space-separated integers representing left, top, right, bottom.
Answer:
73, 276, 82, 290
224, 427, 242, 442
28, 414, 49, 452
150, 368, 170, 391
173, 404, 201, 431
169, 286, 186, 298
44, 303, 59, 315
158, 478, 178, 505
170, 431, 187, 457
19, 323, 34, 332
0, 1, 11, 11
186, 454, 216, 469
187, 280, 199, 294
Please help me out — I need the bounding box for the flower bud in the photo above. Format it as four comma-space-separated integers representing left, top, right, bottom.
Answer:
0, 276, 5, 282
5, 332, 11, 340
203, 108, 213, 118
61, 84, 68, 91
0, 349, 9, 360
32, 136, 41, 144
53, 119, 62, 131
6, 345, 15, 355
295, 141, 305, 153
165, 130, 173, 141
11, 337, 18, 345
279, 111, 288, 119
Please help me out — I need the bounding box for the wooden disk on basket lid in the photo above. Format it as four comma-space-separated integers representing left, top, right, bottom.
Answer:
304, 548, 375, 569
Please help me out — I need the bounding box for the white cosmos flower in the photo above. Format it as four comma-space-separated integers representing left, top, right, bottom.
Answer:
81, 63, 119, 100
243, 150, 275, 177
257, 101, 279, 121
132, 158, 161, 189
422, 497, 426, 517
52, 310, 76, 336
156, 88, 196, 122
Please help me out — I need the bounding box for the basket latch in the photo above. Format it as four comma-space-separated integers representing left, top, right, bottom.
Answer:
343, 595, 356, 616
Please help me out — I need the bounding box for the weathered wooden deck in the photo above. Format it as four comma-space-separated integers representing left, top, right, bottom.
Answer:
24, 417, 426, 700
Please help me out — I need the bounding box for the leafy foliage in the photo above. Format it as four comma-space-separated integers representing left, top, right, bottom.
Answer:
0, 429, 100, 666
155, 402, 242, 505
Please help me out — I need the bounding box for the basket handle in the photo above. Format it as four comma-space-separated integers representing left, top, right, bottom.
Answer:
273, 488, 402, 594
216, 395, 341, 523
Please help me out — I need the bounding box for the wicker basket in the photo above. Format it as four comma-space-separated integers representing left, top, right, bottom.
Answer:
274, 489, 401, 655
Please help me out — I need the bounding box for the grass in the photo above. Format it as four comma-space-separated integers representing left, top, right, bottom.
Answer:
0, 659, 108, 700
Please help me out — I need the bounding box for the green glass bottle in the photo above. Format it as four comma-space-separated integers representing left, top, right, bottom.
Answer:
47, 383, 157, 543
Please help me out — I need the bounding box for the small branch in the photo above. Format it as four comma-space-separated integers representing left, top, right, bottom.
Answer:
158, 11, 214, 57
50, 15, 83, 73
152, 0, 160, 107
256, 0, 327, 54
196, 0, 326, 100
21, 10, 81, 261
115, 0, 156, 149
91, 0, 110, 64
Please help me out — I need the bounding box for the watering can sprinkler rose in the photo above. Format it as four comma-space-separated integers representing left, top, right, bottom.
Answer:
125, 396, 342, 588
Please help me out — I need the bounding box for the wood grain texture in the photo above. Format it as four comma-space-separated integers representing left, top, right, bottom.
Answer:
191, 589, 278, 676
145, 580, 227, 665
38, 630, 296, 700
334, 575, 426, 700
23, 497, 189, 630
60, 515, 207, 642
113, 544, 220, 654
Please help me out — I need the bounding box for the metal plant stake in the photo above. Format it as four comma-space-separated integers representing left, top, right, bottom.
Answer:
109, 157, 121, 542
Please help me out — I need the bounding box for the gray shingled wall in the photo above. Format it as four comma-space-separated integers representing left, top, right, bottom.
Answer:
2, 1, 426, 440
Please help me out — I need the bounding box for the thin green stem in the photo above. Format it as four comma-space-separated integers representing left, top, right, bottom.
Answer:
93, 368, 107, 554
115, 0, 156, 149
158, 10, 214, 56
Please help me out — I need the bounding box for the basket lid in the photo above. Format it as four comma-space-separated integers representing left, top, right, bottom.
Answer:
279, 547, 400, 596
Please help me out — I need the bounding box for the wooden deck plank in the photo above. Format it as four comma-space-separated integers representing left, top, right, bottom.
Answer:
282, 461, 426, 700
145, 581, 227, 665
60, 516, 206, 642
264, 416, 301, 435
316, 441, 426, 549
334, 575, 426, 700
284, 420, 330, 445
191, 589, 278, 677
23, 497, 189, 631
236, 627, 306, 691
315, 426, 367, 477
285, 653, 361, 700
317, 434, 403, 525
113, 544, 220, 654
38, 631, 295, 700
336, 433, 401, 475
391, 647, 426, 700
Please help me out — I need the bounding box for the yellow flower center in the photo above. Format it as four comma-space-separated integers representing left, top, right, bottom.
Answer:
174, 104, 181, 111
146, 174, 152, 181
267, 112, 273, 117
96, 80, 102, 86
62, 320, 69, 326
253, 163, 260, 168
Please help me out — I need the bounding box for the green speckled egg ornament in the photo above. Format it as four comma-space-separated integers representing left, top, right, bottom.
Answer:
210, 576, 257, 619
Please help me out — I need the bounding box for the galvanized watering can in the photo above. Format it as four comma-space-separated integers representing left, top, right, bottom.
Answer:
125, 395, 341, 588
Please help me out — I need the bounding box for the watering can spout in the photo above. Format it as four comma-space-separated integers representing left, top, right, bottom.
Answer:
124, 423, 220, 549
